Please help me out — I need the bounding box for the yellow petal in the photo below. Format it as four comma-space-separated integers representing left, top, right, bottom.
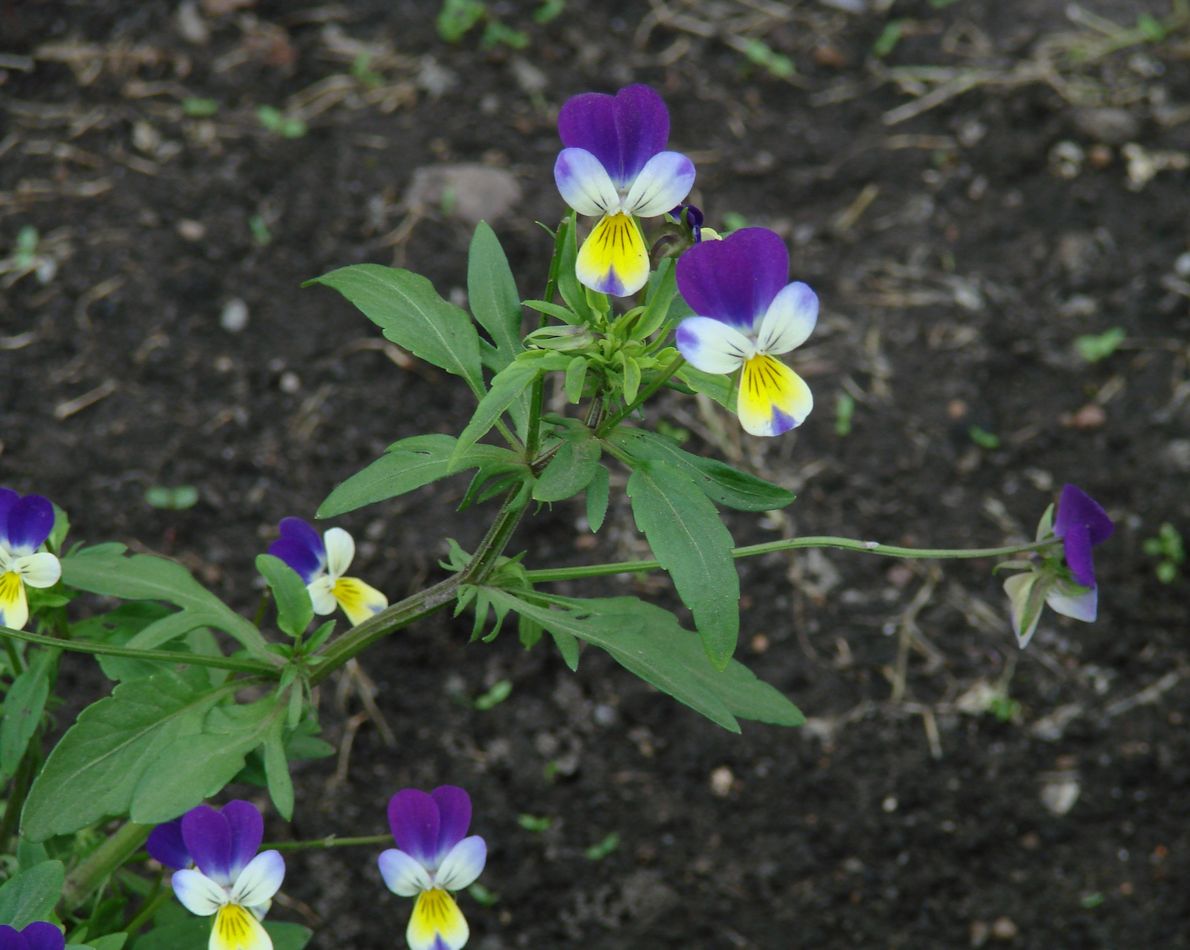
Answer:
210, 904, 272, 950
737, 354, 813, 437
331, 576, 388, 626
576, 212, 649, 297
0, 571, 29, 630
407, 888, 469, 950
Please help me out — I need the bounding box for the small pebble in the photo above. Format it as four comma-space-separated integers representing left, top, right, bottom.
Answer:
279, 371, 301, 394
219, 298, 248, 333
991, 916, 1019, 940
709, 766, 734, 798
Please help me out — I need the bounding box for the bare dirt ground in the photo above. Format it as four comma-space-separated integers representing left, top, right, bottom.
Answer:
2, 1, 1189, 947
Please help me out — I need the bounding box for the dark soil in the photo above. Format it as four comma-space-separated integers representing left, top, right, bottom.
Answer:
3, 1, 1189, 947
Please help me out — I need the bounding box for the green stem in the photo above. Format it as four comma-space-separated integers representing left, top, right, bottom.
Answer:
311, 488, 530, 684
123, 882, 169, 936
0, 625, 279, 676
525, 215, 570, 459
62, 822, 152, 910
596, 354, 685, 436
525, 537, 1059, 583
264, 833, 391, 852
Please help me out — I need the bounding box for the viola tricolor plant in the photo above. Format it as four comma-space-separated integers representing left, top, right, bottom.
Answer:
378, 786, 487, 950
0, 489, 60, 631
268, 517, 387, 626
150, 801, 285, 950
0, 80, 1118, 950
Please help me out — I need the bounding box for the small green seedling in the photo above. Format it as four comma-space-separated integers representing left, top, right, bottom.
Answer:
1075, 327, 1125, 363
1142, 523, 1184, 584
257, 106, 308, 139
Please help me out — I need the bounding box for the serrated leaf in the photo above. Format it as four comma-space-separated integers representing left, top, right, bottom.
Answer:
533, 438, 601, 503
255, 555, 313, 638
0, 861, 65, 928
21, 668, 235, 840
607, 428, 794, 511
319, 435, 520, 518
63, 550, 269, 659
308, 264, 484, 394
492, 592, 802, 731
468, 222, 524, 370
70, 603, 222, 684
585, 465, 610, 533
626, 461, 740, 666
1, 649, 53, 781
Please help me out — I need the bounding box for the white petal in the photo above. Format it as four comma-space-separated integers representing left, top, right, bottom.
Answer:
322, 527, 355, 579
756, 282, 818, 355
14, 552, 61, 589
307, 576, 337, 616
0, 572, 29, 631
675, 317, 753, 374
623, 151, 695, 218
554, 148, 621, 217
172, 869, 226, 917
230, 850, 285, 908
378, 848, 433, 897
435, 836, 487, 891
1047, 582, 1098, 624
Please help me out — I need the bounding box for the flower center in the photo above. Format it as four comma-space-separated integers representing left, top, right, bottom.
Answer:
0, 571, 21, 602
214, 903, 255, 944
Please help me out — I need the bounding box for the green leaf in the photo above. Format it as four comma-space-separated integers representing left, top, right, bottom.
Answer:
608, 428, 793, 511
1074, 327, 1126, 363
1, 649, 53, 781
585, 465, 609, 533
450, 361, 542, 469
263, 716, 295, 820
468, 222, 524, 370
255, 555, 314, 638
21, 668, 236, 840
83, 935, 128, 950
621, 356, 641, 403
673, 365, 735, 411
266, 922, 313, 950
564, 356, 587, 403
63, 549, 269, 659
533, 437, 601, 503
319, 434, 520, 518
131, 917, 208, 950
556, 213, 593, 323
308, 264, 484, 395
626, 461, 740, 666
491, 592, 803, 731
0, 861, 65, 928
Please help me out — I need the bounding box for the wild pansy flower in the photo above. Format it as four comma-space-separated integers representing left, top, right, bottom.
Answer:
674, 228, 818, 437
554, 84, 695, 297
158, 800, 285, 950
0, 488, 61, 631
268, 517, 387, 626
1003, 484, 1114, 648
378, 786, 487, 950
0, 923, 64, 950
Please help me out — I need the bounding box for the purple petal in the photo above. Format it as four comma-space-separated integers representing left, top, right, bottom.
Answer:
269, 517, 325, 582
431, 786, 472, 854
0, 927, 26, 950
388, 789, 441, 867
558, 85, 669, 188
18, 924, 62, 950
0, 489, 18, 546
147, 818, 192, 869
182, 805, 234, 884
1054, 484, 1113, 587
6, 495, 54, 553
676, 228, 790, 329
222, 799, 264, 879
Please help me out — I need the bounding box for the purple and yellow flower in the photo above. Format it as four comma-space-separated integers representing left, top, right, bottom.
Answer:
0, 489, 61, 631
1003, 484, 1114, 648
156, 800, 285, 950
674, 228, 817, 437
268, 517, 387, 626
378, 786, 487, 950
0, 922, 64, 950
554, 84, 695, 297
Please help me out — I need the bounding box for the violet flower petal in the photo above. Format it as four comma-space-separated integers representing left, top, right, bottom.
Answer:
1054, 484, 1114, 587
430, 786, 472, 855
17, 924, 63, 950
0, 925, 25, 950
6, 495, 54, 554
147, 817, 192, 870
222, 799, 265, 879
676, 228, 790, 330
269, 516, 326, 583
558, 85, 669, 188
181, 805, 234, 885
0, 488, 18, 546
388, 789, 442, 867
